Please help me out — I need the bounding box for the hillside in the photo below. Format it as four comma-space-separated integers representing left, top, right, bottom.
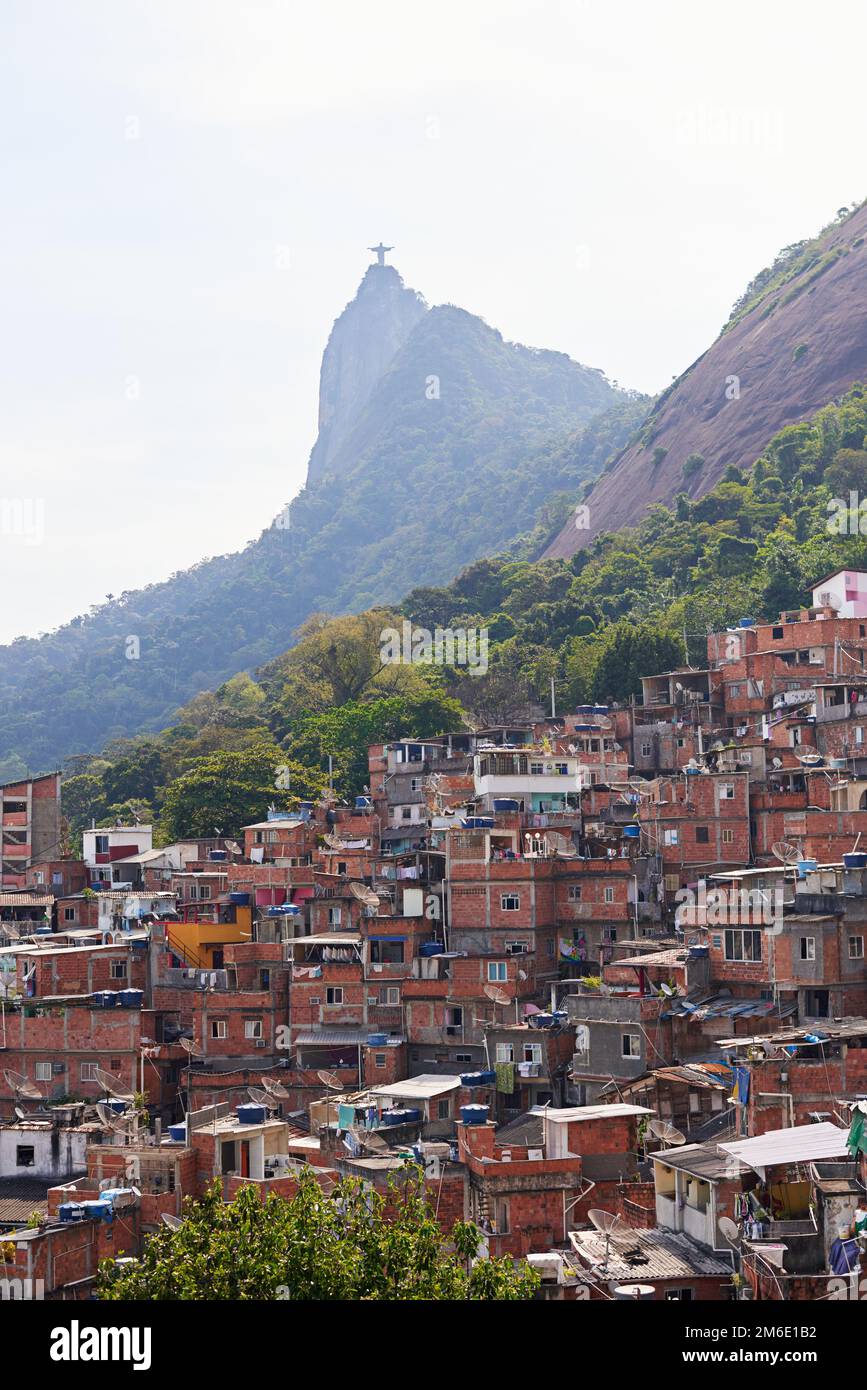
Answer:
0, 261, 636, 778
544, 201, 867, 559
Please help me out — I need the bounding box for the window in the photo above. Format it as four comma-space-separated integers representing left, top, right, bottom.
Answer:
211, 1019, 227, 1039
724, 929, 762, 962
695, 826, 709, 844
374, 1052, 387, 1068
772, 626, 784, 640
719, 783, 735, 800
666, 1288, 693, 1301
604, 886, 615, 904
505, 940, 527, 955
621, 1033, 640, 1058
63, 907, 76, 922
379, 986, 400, 1006
722, 828, 734, 845
663, 829, 679, 847
35, 1063, 52, 1081
95, 834, 109, 854
496, 1043, 514, 1063
446, 1006, 463, 1027
370, 938, 404, 964
799, 937, 815, 961
244, 1019, 263, 1039
530, 762, 543, 775
260, 969, 270, 989
602, 926, 617, 943
110, 960, 127, 980
325, 987, 344, 1005
410, 777, 423, 792
437, 1099, 450, 1120
501, 893, 520, 911
16, 1146, 35, 1168
110, 1058, 121, 1071
327, 906, 342, 926
337, 862, 347, 876
857, 727, 865, 747
487, 962, 507, 982
456, 1053, 473, 1064
523, 1043, 542, 1064
80, 1063, 98, 1081
849, 936, 865, 960
568, 885, 582, 901
640, 742, 652, 757
401, 807, 413, 821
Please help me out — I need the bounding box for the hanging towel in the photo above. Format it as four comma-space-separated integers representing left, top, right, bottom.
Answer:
337, 1104, 355, 1131
846, 1105, 867, 1157
495, 1061, 515, 1094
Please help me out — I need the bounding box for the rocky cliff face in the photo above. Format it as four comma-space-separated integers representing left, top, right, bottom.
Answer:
306, 263, 428, 485
543, 202, 867, 560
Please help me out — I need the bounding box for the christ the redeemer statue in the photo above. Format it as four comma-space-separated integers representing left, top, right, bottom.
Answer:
368, 242, 393, 266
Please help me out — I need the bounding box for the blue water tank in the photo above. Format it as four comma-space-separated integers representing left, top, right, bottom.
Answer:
739, 617, 756, 628
168, 1124, 187, 1143
844, 852, 867, 869
355, 796, 373, 810
460, 1104, 489, 1126
622, 824, 640, 838
492, 798, 520, 812
797, 859, 818, 879
236, 1104, 266, 1125
460, 1071, 495, 1087
119, 989, 143, 1008
419, 942, 443, 957
228, 891, 250, 905
367, 1033, 388, 1046
107, 1099, 128, 1115
100, 991, 119, 1008
59, 1203, 86, 1223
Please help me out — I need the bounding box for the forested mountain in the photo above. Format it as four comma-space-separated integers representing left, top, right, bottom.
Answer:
0, 262, 636, 778
544, 199, 867, 558
64, 385, 867, 847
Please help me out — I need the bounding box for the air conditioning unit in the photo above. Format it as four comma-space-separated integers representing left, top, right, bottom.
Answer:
367, 995, 377, 1005
254, 1039, 267, 1048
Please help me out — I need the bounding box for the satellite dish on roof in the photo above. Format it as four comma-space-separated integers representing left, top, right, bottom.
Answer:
545, 831, 578, 859
588, 1209, 623, 1236
317, 1069, 344, 1092
178, 1036, 204, 1058
248, 1087, 279, 1112
349, 882, 380, 910
3, 1069, 43, 1101
484, 984, 510, 1008
647, 1118, 686, 1146
771, 841, 800, 866
94, 1067, 134, 1100
161, 1213, 183, 1231
261, 1076, 289, 1099
14, 1104, 27, 1121
719, 1216, 740, 1247
349, 1125, 390, 1155
659, 982, 674, 997
324, 833, 347, 851
224, 840, 243, 856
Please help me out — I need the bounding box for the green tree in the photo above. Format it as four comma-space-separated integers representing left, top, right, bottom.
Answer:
97, 1170, 538, 1302
159, 743, 325, 840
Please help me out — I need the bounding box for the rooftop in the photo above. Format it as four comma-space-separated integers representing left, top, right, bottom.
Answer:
719, 1122, 850, 1173
652, 1142, 749, 1181
568, 1225, 730, 1281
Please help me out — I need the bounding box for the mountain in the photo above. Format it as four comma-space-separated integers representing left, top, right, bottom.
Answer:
306, 264, 428, 485
543, 201, 867, 560
0, 260, 634, 778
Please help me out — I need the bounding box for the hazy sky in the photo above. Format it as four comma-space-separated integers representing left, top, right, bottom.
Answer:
2, 0, 866, 643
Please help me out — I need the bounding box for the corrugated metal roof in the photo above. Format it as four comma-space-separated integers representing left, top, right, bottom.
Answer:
652, 1142, 749, 1180
372, 1074, 460, 1099
544, 1103, 652, 1124
719, 1122, 850, 1172
569, 1226, 730, 1280
296, 1028, 404, 1047
0, 894, 53, 908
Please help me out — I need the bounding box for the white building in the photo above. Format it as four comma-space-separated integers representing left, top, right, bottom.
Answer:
812, 569, 867, 619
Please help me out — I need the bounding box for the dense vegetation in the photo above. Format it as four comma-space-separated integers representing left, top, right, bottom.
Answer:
0, 308, 641, 778
98, 1169, 538, 1301
61, 386, 867, 844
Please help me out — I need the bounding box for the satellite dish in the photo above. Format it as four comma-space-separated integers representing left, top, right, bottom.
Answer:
3, 1069, 43, 1101
224, 840, 242, 856
324, 833, 347, 851
588, 1209, 623, 1236
161, 1213, 183, 1231
3, 923, 20, 940
14, 1105, 26, 1121
261, 1076, 289, 1099
484, 984, 510, 1008
659, 982, 674, 997
248, 1087, 279, 1112
94, 1067, 134, 1100
349, 882, 380, 910
517, 969, 528, 981
545, 831, 578, 859
178, 1037, 204, 1058
771, 841, 800, 866
349, 1125, 390, 1155
317, 1069, 344, 1092
647, 1118, 686, 1146
719, 1216, 740, 1246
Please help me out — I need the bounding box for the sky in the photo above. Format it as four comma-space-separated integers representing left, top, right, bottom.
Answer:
1, 0, 866, 644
